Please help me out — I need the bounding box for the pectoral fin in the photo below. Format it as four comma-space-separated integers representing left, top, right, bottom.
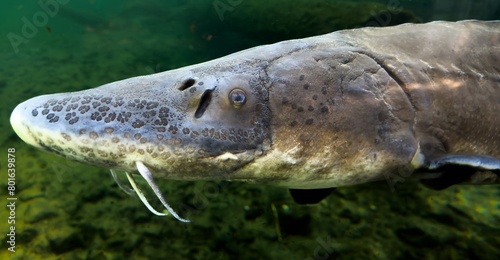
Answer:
289, 188, 336, 204
419, 154, 500, 190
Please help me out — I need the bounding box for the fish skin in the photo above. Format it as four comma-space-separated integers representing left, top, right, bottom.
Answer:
10, 21, 500, 189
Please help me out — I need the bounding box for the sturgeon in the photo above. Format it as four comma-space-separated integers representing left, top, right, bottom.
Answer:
10, 21, 500, 222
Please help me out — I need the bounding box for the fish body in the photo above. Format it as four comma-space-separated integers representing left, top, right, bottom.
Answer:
10, 21, 500, 201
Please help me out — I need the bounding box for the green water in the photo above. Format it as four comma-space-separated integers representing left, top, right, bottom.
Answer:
0, 0, 499, 259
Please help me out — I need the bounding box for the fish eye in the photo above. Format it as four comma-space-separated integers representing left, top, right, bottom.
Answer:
229, 88, 246, 108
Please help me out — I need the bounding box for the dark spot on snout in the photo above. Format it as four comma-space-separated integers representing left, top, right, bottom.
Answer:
66, 103, 78, 112
49, 116, 59, 123
78, 105, 90, 114
132, 120, 145, 128
178, 78, 196, 91
32, 109, 38, 117
169, 126, 179, 134
69, 117, 79, 125
52, 105, 63, 112
98, 106, 110, 112
136, 100, 147, 109
61, 133, 71, 141
117, 112, 131, 123
142, 110, 156, 118
89, 132, 99, 139
305, 119, 314, 125
154, 118, 168, 126
90, 112, 103, 121
101, 97, 112, 104
105, 112, 117, 123
159, 107, 169, 116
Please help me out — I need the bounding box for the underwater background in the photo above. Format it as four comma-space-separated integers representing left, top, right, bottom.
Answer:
0, 0, 499, 259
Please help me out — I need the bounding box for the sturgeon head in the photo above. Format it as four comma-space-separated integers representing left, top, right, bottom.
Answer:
11, 33, 420, 192
10, 55, 275, 182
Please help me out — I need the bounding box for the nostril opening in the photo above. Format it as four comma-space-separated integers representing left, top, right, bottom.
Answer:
194, 89, 212, 119
178, 78, 196, 91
